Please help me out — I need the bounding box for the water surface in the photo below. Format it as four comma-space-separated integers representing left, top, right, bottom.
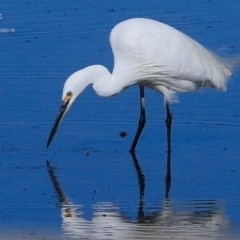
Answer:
0, 0, 240, 239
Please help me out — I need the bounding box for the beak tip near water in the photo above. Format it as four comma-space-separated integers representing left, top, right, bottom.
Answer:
46, 131, 55, 149
47, 130, 56, 148
46, 100, 70, 149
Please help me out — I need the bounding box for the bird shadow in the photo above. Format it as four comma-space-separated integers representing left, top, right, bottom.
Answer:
130, 151, 171, 221
46, 151, 231, 239
46, 151, 171, 220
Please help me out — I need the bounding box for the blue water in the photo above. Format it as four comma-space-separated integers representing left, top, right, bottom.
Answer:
1, 0, 240, 239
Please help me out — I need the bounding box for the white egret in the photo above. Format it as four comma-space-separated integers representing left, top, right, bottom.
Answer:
47, 18, 235, 152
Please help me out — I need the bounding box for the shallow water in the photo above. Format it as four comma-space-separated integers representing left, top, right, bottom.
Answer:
1, 0, 240, 239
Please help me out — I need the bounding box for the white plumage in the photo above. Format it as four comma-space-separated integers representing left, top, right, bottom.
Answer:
110, 18, 232, 101
47, 18, 235, 150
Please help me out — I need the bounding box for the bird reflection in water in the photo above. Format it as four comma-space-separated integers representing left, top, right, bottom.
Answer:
46, 152, 234, 240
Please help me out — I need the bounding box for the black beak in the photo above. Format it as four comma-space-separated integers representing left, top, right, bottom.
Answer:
46, 100, 70, 148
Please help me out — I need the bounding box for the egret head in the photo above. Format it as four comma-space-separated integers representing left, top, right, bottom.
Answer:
46, 65, 111, 148
46, 71, 88, 148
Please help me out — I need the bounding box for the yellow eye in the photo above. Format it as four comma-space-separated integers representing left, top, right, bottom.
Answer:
64, 91, 73, 102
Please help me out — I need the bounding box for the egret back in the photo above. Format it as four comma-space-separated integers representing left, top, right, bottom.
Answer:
110, 18, 232, 102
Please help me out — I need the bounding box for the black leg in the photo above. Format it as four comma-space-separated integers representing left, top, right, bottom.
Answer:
130, 85, 146, 152
165, 103, 172, 153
